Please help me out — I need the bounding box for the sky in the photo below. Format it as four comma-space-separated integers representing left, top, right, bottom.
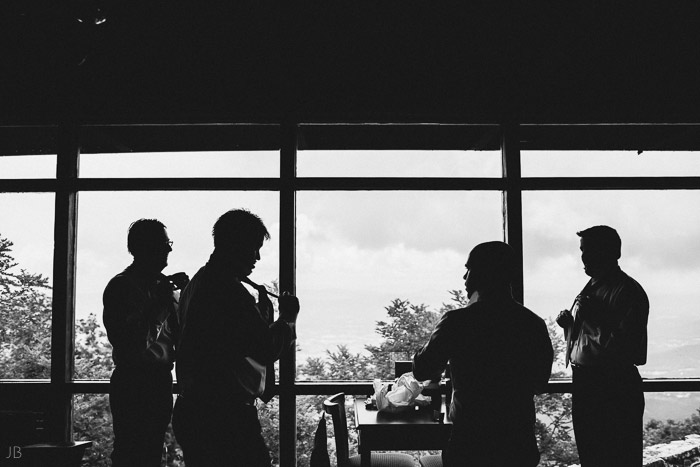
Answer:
2, 149, 700, 389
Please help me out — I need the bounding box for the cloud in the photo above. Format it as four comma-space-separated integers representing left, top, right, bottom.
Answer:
298, 191, 504, 254
523, 190, 700, 272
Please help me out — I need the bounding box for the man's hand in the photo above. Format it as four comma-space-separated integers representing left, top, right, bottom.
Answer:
167, 272, 190, 290
279, 292, 300, 325
556, 309, 573, 329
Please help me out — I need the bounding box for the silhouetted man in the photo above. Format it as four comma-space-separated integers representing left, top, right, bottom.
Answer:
173, 209, 299, 467
103, 219, 188, 467
557, 226, 649, 466
413, 241, 553, 467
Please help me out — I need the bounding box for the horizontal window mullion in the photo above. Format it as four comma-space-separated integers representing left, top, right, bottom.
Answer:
295, 177, 506, 191
522, 176, 700, 191
76, 178, 283, 191
5, 378, 700, 395
0, 179, 58, 192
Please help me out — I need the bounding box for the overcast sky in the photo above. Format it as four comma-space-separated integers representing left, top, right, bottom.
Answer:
2, 149, 700, 381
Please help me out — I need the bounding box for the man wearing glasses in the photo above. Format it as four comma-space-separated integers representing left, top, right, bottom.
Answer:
103, 219, 189, 467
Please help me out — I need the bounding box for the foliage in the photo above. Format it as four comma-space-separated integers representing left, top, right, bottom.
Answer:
364, 299, 442, 378
644, 408, 700, 447
0, 236, 52, 379
535, 318, 579, 466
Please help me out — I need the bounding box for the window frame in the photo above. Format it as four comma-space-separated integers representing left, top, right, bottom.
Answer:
1, 122, 700, 466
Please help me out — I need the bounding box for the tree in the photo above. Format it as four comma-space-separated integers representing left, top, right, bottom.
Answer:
364, 299, 442, 378
0, 236, 52, 379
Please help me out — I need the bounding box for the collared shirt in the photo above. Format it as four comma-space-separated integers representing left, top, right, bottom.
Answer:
103, 263, 179, 369
175, 257, 295, 403
569, 266, 649, 368
413, 293, 553, 434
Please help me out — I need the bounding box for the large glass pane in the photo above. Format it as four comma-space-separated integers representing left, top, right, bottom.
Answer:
0, 155, 56, 179
80, 151, 279, 178
298, 150, 501, 177
74, 191, 279, 380
522, 190, 700, 380
0, 193, 55, 379
522, 150, 700, 177
296, 191, 503, 381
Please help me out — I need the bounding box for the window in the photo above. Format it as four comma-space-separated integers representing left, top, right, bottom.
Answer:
296, 190, 502, 380
523, 190, 700, 380
0, 193, 55, 379
298, 150, 500, 177
80, 151, 279, 178
2, 124, 700, 467
0, 155, 56, 179
522, 150, 700, 177
74, 191, 280, 380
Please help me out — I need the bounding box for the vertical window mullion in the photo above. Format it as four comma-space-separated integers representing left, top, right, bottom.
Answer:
501, 122, 524, 303
279, 122, 298, 467
50, 124, 80, 442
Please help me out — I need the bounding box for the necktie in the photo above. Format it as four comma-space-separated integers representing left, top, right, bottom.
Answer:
259, 302, 276, 403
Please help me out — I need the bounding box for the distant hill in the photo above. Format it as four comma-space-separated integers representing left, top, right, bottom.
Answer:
645, 393, 700, 422
644, 341, 700, 379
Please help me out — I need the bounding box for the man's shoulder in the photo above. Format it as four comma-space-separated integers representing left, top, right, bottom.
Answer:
619, 269, 645, 290
181, 266, 254, 309
616, 269, 649, 305
104, 269, 135, 293
519, 304, 549, 333
442, 302, 495, 324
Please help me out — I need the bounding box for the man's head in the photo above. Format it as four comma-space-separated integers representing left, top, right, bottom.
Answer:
577, 225, 621, 278
212, 209, 270, 278
127, 219, 171, 273
463, 241, 517, 298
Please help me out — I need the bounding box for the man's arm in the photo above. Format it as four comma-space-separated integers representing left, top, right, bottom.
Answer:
144, 296, 179, 366
533, 318, 554, 394
261, 293, 299, 363
103, 275, 157, 366
603, 282, 649, 365
224, 287, 297, 366
413, 312, 452, 382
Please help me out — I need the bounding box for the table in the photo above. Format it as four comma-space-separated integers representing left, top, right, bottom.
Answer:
354, 397, 452, 467
22, 441, 93, 467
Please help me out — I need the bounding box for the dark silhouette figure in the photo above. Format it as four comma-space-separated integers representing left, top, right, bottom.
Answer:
103, 219, 188, 467
557, 225, 649, 466
413, 241, 553, 467
172, 209, 299, 467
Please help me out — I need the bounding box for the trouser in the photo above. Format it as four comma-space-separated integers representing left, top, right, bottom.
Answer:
442, 423, 540, 467
572, 365, 644, 467
172, 394, 271, 467
109, 366, 174, 467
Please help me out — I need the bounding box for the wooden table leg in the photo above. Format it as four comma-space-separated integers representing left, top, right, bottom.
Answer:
360, 448, 371, 467
359, 433, 371, 467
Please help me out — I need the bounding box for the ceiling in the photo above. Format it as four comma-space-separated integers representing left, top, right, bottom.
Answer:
3, 1, 700, 125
